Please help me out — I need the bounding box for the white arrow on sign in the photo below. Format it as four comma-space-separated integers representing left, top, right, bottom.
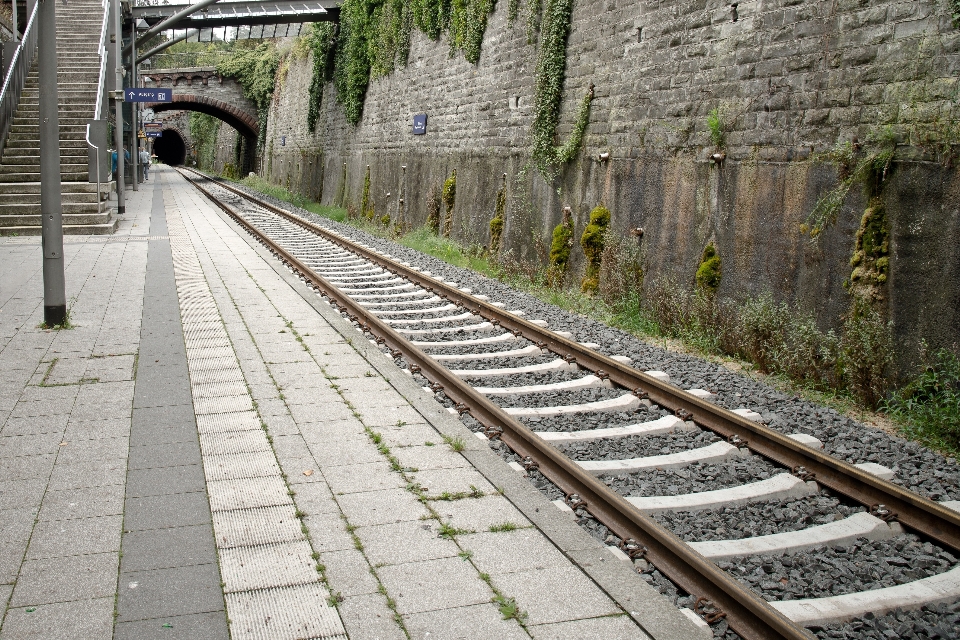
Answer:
127, 90, 136, 100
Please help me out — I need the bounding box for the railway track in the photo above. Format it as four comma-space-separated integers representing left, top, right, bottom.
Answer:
177, 167, 960, 640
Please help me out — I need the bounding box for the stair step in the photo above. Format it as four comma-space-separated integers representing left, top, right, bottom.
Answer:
0, 181, 115, 194
0, 172, 90, 182
0, 218, 119, 236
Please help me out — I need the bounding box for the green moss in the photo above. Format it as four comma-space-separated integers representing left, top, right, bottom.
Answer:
579, 205, 610, 293
360, 166, 372, 220
489, 183, 506, 253
848, 199, 890, 305
548, 208, 574, 285
442, 169, 456, 237
380, 213, 391, 226
695, 243, 722, 292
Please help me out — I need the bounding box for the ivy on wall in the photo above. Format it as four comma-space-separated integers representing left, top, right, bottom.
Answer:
189, 112, 222, 170
307, 23, 338, 132
217, 43, 279, 151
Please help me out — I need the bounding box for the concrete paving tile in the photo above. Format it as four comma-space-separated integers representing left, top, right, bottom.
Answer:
132, 379, 193, 410
432, 495, 528, 534
211, 505, 305, 549
411, 466, 496, 498
300, 418, 368, 444
44, 357, 88, 385
356, 519, 459, 567
39, 484, 125, 521
126, 464, 206, 497
0, 583, 11, 608
392, 445, 470, 471
219, 540, 317, 592
378, 556, 491, 615
194, 395, 254, 415
489, 565, 620, 626
0, 453, 55, 481
280, 455, 329, 485
0, 478, 45, 510
302, 512, 355, 553
55, 435, 129, 464
203, 452, 281, 482
325, 461, 405, 495
117, 563, 225, 622
0, 432, 63, 460
11, 552, 118, 605
10, 399, 74, 418
120, 524, 217, 573
336, 592, 407, 640
307, 437, 382, 467
336, 487, 429, 527
0, 597, 114, 640
355, 404, 430, 428
26, 514, 122, 559
287, 401, 356, 425
261, 411, 301, 436
47, 458, 127, 490
528, 614, 650, 639
127, 441, 201, 470
289, 482, 339, 516
458, 530, 568, 576
0, 510, 35, 583
404, 602, 530, 640
317, 549, 379, 597
269, 434, 311, 460
71, 397, 133, 421
372, 422, 442, 448
0, 414, 69, 437
195, 410, 260, 434
207, 476, 292, 512
113, 611, 229, 640
124, 492, 212, 532
131, 403, 196, 430
62, 417, 130, 441
224, 583, 344, 639
199, 430, 270, 456
253, 398, 287, 417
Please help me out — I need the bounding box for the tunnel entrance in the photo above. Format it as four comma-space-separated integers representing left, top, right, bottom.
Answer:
153, 129, 187, 165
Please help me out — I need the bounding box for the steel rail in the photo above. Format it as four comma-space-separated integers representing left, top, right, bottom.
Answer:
186, 169, 960, 552
178, 168, 810, 640
193, 173, 960, 557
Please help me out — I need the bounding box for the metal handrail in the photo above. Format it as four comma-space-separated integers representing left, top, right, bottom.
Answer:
0, 2, 39, 162
85, 123, 101, 205
93, 0, 110, 119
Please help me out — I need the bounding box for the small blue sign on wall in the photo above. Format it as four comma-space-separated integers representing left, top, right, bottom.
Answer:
412, 114, 427, 135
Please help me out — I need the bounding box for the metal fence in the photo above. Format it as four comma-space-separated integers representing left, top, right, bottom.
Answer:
0, 2, 39, 163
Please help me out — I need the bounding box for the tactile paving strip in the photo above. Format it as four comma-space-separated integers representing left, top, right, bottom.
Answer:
163, 189, 346, 639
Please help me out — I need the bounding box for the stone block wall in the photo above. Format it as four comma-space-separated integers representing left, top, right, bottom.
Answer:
253, 0, 960, 371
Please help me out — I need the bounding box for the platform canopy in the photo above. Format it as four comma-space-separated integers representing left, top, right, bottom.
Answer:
132, 0, 340, 31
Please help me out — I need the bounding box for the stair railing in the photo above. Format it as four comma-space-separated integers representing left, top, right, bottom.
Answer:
93, 0, 110, 120
86, 123, 101, 205
0, 1, 38, 163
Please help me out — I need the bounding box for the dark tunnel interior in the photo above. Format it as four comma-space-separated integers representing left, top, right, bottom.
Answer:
152, 129, 186, 166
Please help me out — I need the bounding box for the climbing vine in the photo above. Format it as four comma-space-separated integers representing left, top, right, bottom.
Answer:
307, 23, 337, 132
189, 112, 222, 171
216, 43, 279, 151
449, 0, 494, 63
529, 0, 591, 177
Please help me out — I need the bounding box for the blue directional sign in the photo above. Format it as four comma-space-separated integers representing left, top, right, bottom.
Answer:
145, 131, 162, 138
124, 88, 172, 103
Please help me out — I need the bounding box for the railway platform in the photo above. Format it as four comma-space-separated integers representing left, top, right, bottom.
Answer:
0, 165, 705, 640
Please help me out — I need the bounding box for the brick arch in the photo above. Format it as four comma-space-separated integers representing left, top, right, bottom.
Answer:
147, 94, 259, 140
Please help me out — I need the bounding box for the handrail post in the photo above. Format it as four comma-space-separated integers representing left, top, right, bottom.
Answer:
86, 124, 101, 209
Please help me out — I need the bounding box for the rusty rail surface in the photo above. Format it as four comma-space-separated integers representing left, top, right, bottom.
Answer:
180, 167, 960, 638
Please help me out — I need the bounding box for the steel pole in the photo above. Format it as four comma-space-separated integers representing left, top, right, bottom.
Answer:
12, 0, 18, 42
129, 16, 137, 191
112, 0, 125, 213
38, 0, 64, 325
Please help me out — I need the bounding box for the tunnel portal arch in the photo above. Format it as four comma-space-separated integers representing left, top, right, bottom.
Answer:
152, 128, 188, 166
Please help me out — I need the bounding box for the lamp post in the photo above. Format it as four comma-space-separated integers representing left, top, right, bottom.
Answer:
38, 0, 64, 325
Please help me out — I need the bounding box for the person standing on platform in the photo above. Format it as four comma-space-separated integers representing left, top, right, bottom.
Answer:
140, 147, 151, 181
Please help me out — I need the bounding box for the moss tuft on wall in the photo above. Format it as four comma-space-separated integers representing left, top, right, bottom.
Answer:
579, 204, 610, 293
695, 243, 722, 292
442, 169, 457, 236
548, 207, 574, 285
849, 198, 890, 303
360, 165, 374, 220
489, 182, 506, 253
